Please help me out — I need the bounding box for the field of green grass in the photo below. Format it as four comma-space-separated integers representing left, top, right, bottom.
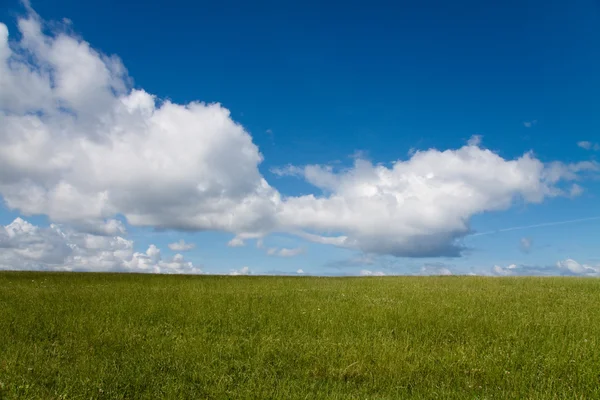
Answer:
1, 272, 600, 399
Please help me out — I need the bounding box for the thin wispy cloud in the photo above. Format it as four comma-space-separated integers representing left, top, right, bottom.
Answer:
266, 247, 305, 257
470, 216, 600, 237
577, 141, 600, 151
523, 120, 537, 128
467, 135, 482, 146
519, 237, 532, 253
168, 239, 196, 251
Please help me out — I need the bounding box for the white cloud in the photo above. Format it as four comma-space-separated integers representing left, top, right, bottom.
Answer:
0, 218, 201, 273
0, 13, 280, 236
0, 10, 598, 262
420, 264, 453, 276
265, 247, 304, 257
296, 269, 304, 274
491, 259, 599, 277
523, 120, 537, 128
519, 237, 532, 253
569, 183, 583, 197
359, 269, 386, 276
168, 239, 195, 251
467, 135, 482, 146
278, 247, 304, 257
556, 259, 599, 276
492, 264, 518, 276
277, 145, 597, 257
577, 141, 600, 151
125, 246, 202, 274
227, 237, 245, 247
270, 164, 305, 178
227, 232, 263, 247
229, 266, 251, 275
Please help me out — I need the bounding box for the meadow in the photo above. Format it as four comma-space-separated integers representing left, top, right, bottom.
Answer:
1, 272, 600, 399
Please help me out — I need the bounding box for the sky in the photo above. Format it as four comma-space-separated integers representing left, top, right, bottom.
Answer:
0, 0, 599, 276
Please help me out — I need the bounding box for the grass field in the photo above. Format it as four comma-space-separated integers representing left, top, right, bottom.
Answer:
1, 272, 600, 399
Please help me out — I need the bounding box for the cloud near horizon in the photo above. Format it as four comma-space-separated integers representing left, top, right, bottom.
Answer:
0, 218, 201, 273
492, 260, 600, 277
2, 216, 598, 276
0, 9, 598, 269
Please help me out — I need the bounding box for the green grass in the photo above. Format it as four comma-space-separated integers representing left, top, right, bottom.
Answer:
1, 272, 600, 399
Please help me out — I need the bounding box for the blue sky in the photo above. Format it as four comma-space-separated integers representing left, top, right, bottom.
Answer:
0, 0, 599, 275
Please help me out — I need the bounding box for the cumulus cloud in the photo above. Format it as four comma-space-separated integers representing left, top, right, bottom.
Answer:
229, 266, 251, 275
1, 9, 598, 263
556, 259, 600, 276
359, 269, 386, 276
125, 245, 202, 274
492, 264, 519, 276
519, 237, 532, 253
168, 239, 195, 251
0, 12, 280, 236
491, 259, 599, 277
276, 143, 597, 257
577, 141, 600, 151
0, 218, 200, 273
296, 269, 304, 274
420, 263, 453, 276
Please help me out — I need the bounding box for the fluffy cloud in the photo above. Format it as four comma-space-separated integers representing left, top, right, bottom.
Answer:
1, 10, 598, 262
359, 269, 386, 276
0, 218, 200, 273
276, 149, 596, 257
492, 264, 519, 276
229, 266, 251, 276
420, 264, 453, 276
168, 239, 196, 251
556, 259, 600, 276
0, 13, 280, 236
125, 245, 201, 274
492, 259, 599, 277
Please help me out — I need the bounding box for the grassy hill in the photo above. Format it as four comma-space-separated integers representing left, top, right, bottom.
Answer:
1, 272, 599, 399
